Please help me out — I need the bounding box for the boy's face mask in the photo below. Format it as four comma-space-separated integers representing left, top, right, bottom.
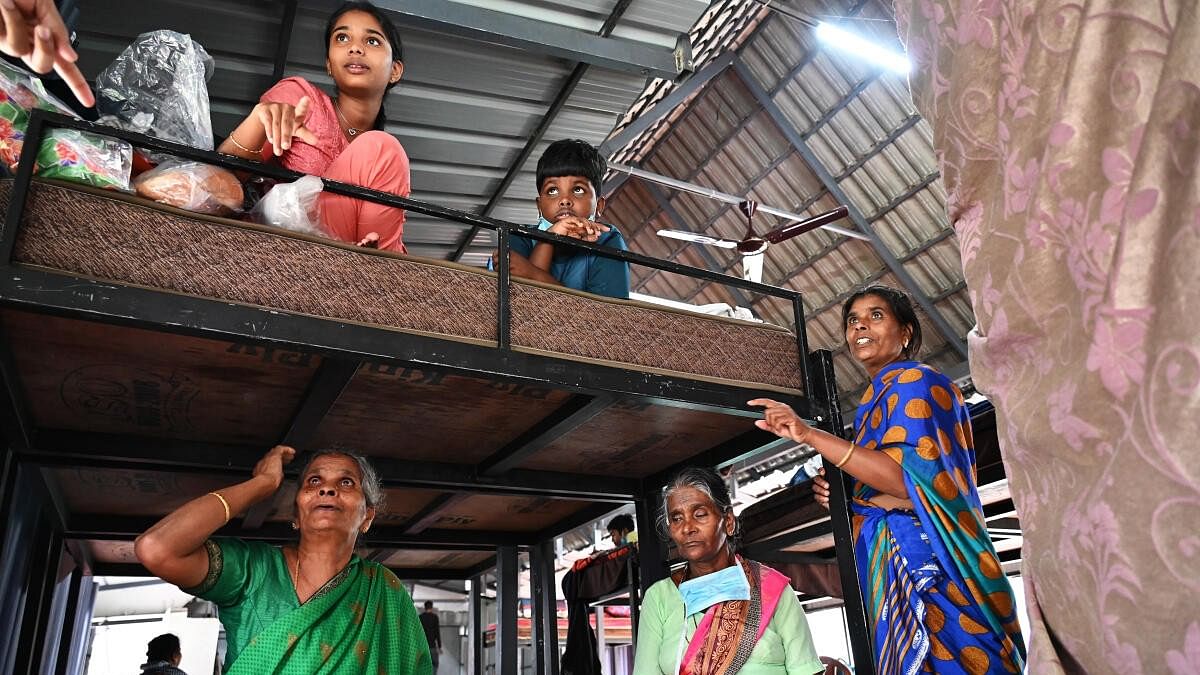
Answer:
677, 562, 750, 616
536, 212, 598, 230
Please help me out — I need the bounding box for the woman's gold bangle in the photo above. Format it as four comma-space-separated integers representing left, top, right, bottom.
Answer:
834, 439, 856, 468
228, 133, 263, 155
209, 491, 231, 524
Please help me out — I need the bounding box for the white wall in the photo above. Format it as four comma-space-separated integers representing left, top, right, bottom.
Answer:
88, 615, 220, 675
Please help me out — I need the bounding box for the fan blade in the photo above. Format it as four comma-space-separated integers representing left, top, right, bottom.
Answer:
762, 206, 850, 244
656, 229, 740, 248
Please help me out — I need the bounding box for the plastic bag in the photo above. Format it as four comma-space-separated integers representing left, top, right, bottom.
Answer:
0, 60, 133, 189
134, 160, 244, 215
35, 129, 133, 191
0, 59, 76, 169
94, 30, 215, 150
252, 175, 324, 235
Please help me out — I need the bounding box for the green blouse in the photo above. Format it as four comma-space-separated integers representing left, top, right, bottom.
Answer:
186, 538, 432, 675
632, 576, 824, 675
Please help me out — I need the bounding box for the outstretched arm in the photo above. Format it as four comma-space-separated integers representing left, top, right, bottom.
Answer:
135, 445, 294, 588
218, 96, 318, 160
749, 399, 907, 499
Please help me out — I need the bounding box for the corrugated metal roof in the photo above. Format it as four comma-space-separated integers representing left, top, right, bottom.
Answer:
602, 0, 973, 416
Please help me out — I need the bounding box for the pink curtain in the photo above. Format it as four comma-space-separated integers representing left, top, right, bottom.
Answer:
892, 1, 1200, 673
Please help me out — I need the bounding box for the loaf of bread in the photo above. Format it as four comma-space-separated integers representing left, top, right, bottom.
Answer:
134, 161, 244, 215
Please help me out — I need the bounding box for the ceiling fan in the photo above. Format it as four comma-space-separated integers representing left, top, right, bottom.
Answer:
657, 201, 850, 256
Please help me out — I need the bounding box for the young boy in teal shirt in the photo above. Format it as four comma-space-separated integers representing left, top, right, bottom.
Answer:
493, 139, 630, 299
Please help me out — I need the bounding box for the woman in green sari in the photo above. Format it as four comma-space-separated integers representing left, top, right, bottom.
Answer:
136, 445, 432, 674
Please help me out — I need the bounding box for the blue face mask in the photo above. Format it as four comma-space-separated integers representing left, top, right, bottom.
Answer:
677, 562, 750, 616
536, 212, 599, 231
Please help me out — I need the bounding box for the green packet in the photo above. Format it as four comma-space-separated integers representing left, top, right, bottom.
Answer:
35, 129, 133, 191
0, 59, 132, 191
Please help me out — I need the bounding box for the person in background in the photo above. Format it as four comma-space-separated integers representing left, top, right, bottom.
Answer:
418, 600, 441, 672
493, 138, 631, 299
140, 633, 187, 675
0, 0, 94, 110
218, 1, 411, 252
633, 466, 823, 675
607, 513, 637, 547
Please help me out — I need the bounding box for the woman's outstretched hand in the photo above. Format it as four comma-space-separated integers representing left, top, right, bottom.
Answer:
811, 467, 830, 510
748, 398, 813, 444
254, 96, 318, 155
252, 444, 296, 491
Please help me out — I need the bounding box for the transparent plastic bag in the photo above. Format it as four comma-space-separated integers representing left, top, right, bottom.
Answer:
35, 129, 132, 191
0, 59, 76, 169
134, 160, 244, 215
0, 60, 133, 190
251, 175, 324, 235
94, 30, 215, 150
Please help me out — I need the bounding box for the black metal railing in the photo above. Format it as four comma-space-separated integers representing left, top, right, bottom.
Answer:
2, 110, 813, 399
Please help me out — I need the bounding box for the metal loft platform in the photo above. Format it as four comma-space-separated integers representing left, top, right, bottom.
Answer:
0, 111, 869, 675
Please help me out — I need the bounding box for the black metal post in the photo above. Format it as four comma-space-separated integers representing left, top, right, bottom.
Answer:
793, 294, 815, 402
496, 225, 511, 351
626, 549, 640, 647
271, 0, 298, 83
495, 545, 518, 675
53, 568, 83, 675
530, 540, 560, 675
634, 486, 667, 596
468, 574, 484, 675
808, 349, 874, 673
13, 516, 62, 675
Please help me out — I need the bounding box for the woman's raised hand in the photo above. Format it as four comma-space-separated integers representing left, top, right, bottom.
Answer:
748, 398, 813, 444
811, 467, 830, 510
254, 96, 318, 155
252, 444, 296, 490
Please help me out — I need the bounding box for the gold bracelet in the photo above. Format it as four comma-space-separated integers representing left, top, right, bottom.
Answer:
834, 439, 856, 468
227, 132, 263, 154
209, 491, 231, 524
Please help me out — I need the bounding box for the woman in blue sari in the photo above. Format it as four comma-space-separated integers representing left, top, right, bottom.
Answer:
751, 285, 1024, 674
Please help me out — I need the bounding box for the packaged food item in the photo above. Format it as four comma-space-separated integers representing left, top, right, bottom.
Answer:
0, 59, 75, 169
35, 128, 133, 191
134, 160, 244, 215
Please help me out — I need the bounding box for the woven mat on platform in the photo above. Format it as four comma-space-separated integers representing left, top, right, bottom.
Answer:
3, 180, 803, 392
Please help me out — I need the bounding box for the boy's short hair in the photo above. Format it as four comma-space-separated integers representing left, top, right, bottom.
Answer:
608, 514, 635, 533
147, 633, 181, 662
536, 139, 606, 194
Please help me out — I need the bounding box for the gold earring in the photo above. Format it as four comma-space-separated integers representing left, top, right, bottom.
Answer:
291, 522, 299, 530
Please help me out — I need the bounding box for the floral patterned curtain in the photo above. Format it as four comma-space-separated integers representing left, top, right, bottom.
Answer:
892, 1, 1200, 673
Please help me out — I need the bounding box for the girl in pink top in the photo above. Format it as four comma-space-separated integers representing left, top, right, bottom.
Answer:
218, 1, 411, 254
